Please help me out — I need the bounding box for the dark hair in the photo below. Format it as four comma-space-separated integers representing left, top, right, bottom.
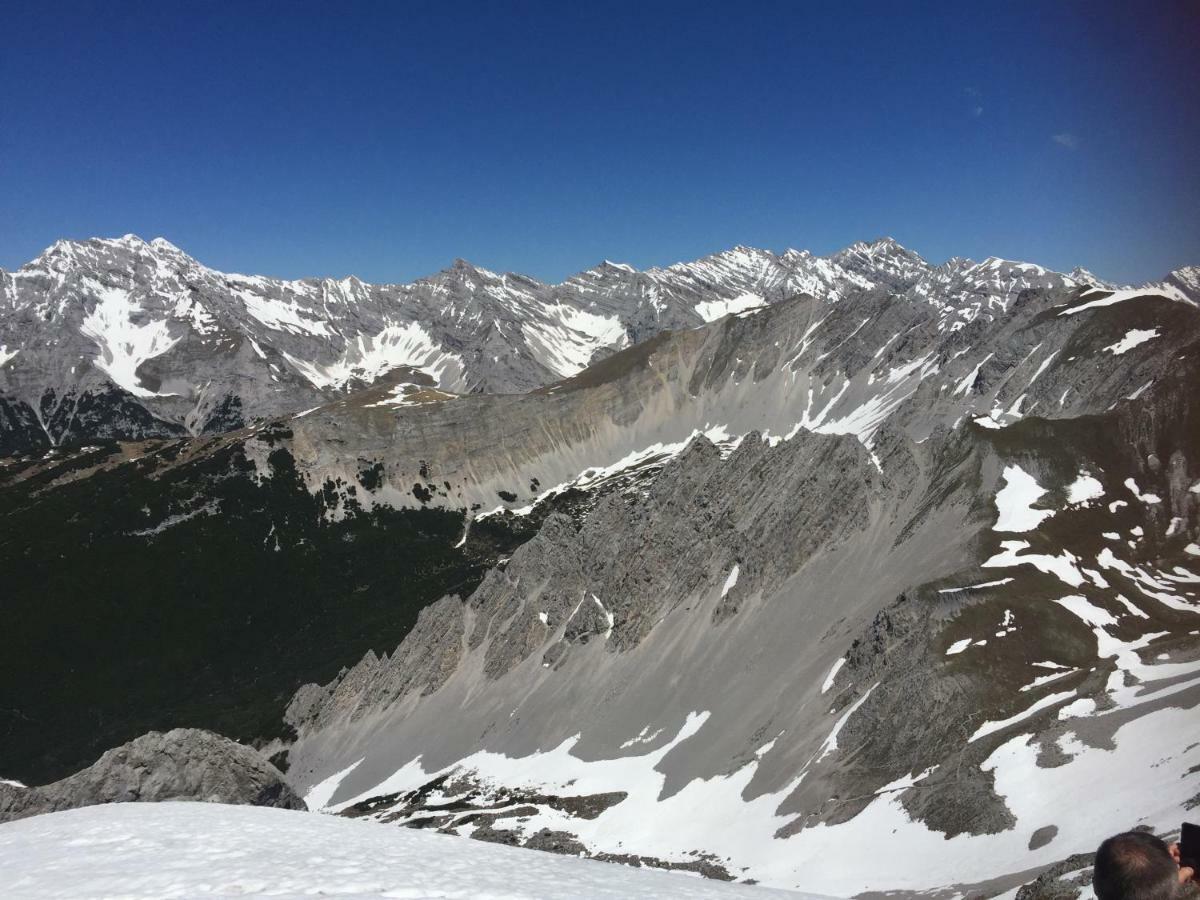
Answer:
1094, 832, 1181, 900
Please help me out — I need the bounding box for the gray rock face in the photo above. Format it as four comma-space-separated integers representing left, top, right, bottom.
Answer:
0, 728, 304, 823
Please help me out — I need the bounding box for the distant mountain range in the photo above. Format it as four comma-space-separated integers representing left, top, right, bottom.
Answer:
2, 234, 1195, 454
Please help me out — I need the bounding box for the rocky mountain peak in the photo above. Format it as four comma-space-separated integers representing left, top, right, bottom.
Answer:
778, 247, 813, 264
1166, 265, 1200, 301
149, 236, 183, 253
935, 255, 971, 270
829, 235, 929, 292
19, 233, 201, 282
1067, 266, 1110, 286
852, 235, 908, 255
423, 257, 509, 290
597, 259, 636, 274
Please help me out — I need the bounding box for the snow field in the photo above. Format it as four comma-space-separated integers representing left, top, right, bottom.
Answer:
0, 802, 814, 900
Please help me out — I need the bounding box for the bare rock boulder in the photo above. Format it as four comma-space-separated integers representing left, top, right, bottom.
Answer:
0, 728, 305, 823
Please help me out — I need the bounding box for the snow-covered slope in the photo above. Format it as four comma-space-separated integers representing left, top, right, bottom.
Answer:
0, 802, 815, 899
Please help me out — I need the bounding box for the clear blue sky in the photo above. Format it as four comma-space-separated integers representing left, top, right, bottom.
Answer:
1, 1, 1197, 285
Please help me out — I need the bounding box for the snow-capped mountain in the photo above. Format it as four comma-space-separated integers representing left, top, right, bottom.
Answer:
2, 238, 1198, 895
3, 234, 1194, 455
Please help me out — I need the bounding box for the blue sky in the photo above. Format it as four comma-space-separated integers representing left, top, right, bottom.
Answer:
1, 1, 1197, 284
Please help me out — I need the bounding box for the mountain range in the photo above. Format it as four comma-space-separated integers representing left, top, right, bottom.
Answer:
3, 234, 1195, 455
1, 235, 1198, 896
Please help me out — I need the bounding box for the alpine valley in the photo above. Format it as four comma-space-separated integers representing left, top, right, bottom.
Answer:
2, 235, 1199, 896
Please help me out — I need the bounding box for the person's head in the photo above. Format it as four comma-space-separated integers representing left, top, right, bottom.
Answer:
1094, 832, 1191, 900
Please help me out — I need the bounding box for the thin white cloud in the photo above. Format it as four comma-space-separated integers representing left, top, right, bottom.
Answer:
964, 87, 983, 119
1052, 132, 1078, 149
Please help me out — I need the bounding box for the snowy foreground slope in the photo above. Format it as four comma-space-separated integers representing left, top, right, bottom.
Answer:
0, 802, 817, 900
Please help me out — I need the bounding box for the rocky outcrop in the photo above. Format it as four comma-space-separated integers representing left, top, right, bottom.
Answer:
0, 728, 305, 824
1014, 852, 1096, 900
286, 593, 468, 735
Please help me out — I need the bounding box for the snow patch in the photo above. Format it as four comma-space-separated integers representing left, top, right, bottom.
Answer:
820, 658, 846, 693
817, 684, 878, 760
945, 639, 972, 656
79, 281, 182, 397
695, 292, 766, 322
721, 564, 740, 598
524, 303, 627, 378
1103, 328, 1159, 355
1019, 668, 1080, 692
1065, 472, 1104, 506
619, 725, 665, 749
994, 465, 1054, 532
982, 540, 1085, 588
1123, 478, 1161, 504
284, 322, 466, 391
1059, 288, 1156, 316
953, 354, 992, 396
969, 691, 1077, 743
938, 578, 1015, 593
304, 757, 364, 811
